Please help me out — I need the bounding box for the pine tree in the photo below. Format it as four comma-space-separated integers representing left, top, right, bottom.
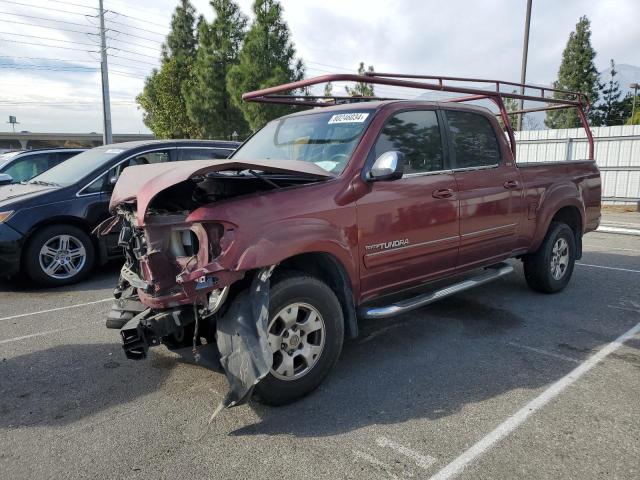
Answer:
545, 16, 600, 129
185, 0, 248, 139
137, 0, 200, 138
345, 62, 375, 97
226, 0, 304, 131
323, 82, 333, 97
595, 59, 627, 126
502, 92, 520, 130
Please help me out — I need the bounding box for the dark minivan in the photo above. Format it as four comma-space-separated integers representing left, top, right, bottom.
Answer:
0, 140, 239, 285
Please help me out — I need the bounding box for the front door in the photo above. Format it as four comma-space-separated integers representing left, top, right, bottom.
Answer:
356, 109, 459, 301
443, 109, 524, 269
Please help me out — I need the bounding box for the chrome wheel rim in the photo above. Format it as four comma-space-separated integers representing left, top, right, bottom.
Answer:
38, 234, 86, 280
550, 237, 569, 280
267, 302, 325, 381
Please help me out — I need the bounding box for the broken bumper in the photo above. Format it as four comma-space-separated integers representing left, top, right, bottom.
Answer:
111, 267, 274, 412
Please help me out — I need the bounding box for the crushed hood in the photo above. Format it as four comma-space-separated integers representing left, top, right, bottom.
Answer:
109, 158, 333, 224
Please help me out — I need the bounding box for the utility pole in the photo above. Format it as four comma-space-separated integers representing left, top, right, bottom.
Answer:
98, 0, 113, 145
517, 0, 532, 131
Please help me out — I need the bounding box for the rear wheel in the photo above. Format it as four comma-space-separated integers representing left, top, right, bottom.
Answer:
23, 224, 95, 286
255, 273, 344, 406
524, 221, 576, 293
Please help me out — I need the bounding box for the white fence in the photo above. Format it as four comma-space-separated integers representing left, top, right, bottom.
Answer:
514, 125, 640, 205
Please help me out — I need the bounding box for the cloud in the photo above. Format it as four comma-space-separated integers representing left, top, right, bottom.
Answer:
0, 0, 637, 134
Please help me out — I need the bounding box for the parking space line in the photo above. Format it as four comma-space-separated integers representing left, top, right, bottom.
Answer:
376, 436, 437, 470
353, 450, 401, 480
0, 298, 112, 322
429, 322, 640, 480
506, 341, 581, 364
0, 327, 76, 345
576, 263, 640, 274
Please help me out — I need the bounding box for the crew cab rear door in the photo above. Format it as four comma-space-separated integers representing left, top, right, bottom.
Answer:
356, 108, 459, 300
443, 108, 524, 269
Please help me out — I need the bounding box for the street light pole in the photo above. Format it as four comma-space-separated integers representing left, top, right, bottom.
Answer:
517, 0, 532, 131
98, 0, 113, 145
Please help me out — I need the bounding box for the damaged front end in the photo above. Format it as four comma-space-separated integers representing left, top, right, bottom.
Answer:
102, 160, 332, 411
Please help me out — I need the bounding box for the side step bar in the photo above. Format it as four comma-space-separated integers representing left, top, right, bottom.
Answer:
359, 262, 514, 320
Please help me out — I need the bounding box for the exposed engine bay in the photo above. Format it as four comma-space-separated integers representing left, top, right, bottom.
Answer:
102, 161, 332, 413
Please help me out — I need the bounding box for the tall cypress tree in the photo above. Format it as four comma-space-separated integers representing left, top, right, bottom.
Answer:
137, 0, 200, 138
595, 59, 626, 126
226, 0, 304, 131
185, 0, 248, 139
545, 16, 600, 129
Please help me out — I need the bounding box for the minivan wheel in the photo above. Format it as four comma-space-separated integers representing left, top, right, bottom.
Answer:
23, 225, 95, 286
524, 221, 576, 294
255, 273, 344, 406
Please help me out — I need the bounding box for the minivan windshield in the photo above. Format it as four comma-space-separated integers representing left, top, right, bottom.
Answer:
231, 109, 375, 174
27, 147, 123, 187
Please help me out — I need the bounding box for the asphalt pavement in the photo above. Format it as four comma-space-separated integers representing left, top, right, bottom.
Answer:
1, 231, 639, 480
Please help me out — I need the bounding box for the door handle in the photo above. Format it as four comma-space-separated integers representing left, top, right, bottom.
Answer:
432, 188, 454, 199
503, 180, 519, 189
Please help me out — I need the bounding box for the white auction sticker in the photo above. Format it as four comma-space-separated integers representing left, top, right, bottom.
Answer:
105, 149, 124, 154
328, 113, 369, 124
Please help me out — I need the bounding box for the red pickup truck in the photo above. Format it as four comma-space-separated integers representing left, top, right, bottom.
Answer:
104, 74, 601, 411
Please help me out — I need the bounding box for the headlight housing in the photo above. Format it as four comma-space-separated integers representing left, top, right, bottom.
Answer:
0, 211, 14, 223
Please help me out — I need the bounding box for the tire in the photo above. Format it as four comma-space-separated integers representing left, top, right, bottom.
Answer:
524, 221, 576, 294
23, 224, 95, 286
255, 273, 344, 406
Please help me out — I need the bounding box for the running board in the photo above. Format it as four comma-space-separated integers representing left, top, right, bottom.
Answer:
359, 263, 514, 319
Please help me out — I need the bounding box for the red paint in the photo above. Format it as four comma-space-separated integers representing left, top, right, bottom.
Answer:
113, 97, 601, 311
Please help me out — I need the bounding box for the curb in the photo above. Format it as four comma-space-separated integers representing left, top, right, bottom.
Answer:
597, 225, 640, 236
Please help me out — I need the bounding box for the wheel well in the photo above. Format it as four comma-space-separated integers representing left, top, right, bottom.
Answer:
21, 218, 99, 266
276, 252, 359, 339
550, 206, 583, 258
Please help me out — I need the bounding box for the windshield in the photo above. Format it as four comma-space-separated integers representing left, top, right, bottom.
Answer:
28, 147, 123, 187
232, 109, 374, 174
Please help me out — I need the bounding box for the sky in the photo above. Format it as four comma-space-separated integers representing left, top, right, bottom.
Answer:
0, 0, 638, 134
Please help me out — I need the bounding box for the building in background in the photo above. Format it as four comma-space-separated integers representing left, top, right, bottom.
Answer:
0, 132, 154, 151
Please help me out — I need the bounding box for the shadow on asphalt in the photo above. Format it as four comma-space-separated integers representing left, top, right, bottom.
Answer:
0, 342, 176, 428
230, 258, 639, 438
0, 261, 121, 294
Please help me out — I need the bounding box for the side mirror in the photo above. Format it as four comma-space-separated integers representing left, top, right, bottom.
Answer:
0, 173, 13, 186
367, 151, 405, 181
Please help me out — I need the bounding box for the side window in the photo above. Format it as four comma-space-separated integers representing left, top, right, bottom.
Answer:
373, 110, 444, 174
445, 110, 501, 168
113, 150, 171, 178
87, 149, 172, 194
4, 154, 53, 182
180, 148, 233, 160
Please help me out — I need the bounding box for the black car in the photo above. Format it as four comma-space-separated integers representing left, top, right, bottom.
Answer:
0, 148, 86, 185
0, 140, 239, 286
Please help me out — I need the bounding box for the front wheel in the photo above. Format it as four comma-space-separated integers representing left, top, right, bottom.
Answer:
23, 224, 95, 286
255, 273, 344, 406
524, 221, 576, 293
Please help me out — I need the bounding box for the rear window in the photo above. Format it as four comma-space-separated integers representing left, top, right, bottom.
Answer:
445, 110, 501, 168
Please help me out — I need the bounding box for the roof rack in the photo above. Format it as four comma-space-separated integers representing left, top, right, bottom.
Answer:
242, 73, 594, 160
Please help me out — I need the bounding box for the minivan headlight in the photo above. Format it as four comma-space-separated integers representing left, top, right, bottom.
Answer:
0, 211, 14, 223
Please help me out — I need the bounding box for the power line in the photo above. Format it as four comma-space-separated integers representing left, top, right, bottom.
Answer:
104, 17, 166, 37
0, 54, 96, 64
49, 0, 97, 10
0, 0, 97, 17
107, 45, 159, 60
0, 37, 98, 52
106, 35, 161, 52
0, 10, 96, 28
107, 28, 163, 45
105, 10, 168, 30
0, 30, 98, 46
2, 19, 98, 36
107, 53, 158, 67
